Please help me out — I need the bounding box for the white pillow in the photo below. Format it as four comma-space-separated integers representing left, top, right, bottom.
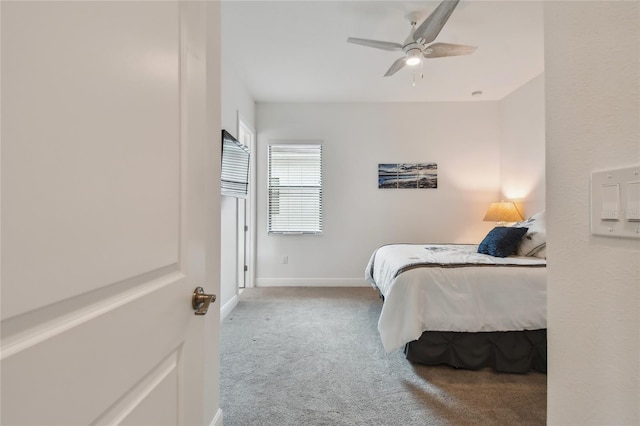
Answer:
533, 245, 546, 259
513, 210, 546, 258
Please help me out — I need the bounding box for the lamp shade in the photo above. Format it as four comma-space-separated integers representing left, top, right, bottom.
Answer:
483, 202, 524, 223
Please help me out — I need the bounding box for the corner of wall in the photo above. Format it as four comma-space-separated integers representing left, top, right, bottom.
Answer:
498, 74, 546, 216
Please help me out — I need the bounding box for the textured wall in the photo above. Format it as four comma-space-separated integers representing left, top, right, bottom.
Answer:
545, 2, 640, 424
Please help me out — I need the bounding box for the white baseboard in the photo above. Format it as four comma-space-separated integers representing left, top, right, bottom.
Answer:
220, 294, 238, 320
210, 408, 223, 426
254, 278, 369, 287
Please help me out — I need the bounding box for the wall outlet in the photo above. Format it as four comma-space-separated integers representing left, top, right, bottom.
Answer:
282, 256, 288, 264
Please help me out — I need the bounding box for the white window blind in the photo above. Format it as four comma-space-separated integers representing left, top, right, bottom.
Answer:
221, 130, 250, 198
268, 144, 322, 234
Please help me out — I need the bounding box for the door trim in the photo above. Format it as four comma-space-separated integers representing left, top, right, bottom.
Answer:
238, 113, 256, 288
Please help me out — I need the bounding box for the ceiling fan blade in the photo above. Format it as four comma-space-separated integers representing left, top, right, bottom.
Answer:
413, 0, 460, 44
384, 57, 407, 77
347, 37, 403, 51
424, 42, 476, 58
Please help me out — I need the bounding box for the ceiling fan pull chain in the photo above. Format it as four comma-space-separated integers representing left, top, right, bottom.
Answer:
412, 69, 416, 87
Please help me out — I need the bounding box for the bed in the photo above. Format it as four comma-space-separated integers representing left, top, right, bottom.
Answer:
365, 212, 547, 373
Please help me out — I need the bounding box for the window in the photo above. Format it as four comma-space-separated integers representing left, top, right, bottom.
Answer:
268, 143, 322, 234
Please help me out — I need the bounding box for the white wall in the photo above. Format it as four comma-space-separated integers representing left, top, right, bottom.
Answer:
545, 2, 639, 425
255, 102, 502, 285
220, 42, 256, 313
499, 74, 546, 216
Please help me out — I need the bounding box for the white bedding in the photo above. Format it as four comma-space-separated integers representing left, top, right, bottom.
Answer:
365, 244, 547, 352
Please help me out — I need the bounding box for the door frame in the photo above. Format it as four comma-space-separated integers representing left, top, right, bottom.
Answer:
237, 113, 256, 288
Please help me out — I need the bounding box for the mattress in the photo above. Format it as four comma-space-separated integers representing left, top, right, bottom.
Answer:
365, 244, 546, 352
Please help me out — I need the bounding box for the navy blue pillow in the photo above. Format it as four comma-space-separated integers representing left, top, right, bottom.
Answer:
478, 226, 529, 258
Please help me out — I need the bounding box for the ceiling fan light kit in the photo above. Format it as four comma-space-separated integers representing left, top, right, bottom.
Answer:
347, 0, 476, 82
405, 48, 423, 66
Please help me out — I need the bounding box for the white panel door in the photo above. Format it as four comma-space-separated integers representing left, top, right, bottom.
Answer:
1, 2, 221, 425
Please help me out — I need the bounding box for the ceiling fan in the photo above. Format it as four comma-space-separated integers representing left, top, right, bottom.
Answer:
347, 0, 476, 77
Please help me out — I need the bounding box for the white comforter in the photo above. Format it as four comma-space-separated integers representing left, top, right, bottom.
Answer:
365, 244, 546, 352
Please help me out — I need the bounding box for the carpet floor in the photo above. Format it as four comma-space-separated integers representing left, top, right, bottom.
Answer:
220, 287, 546, 425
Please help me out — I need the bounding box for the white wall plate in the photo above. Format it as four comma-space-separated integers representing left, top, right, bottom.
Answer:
591, 166, 640, 239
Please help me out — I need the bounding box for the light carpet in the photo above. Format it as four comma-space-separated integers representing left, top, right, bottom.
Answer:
220, 287, 546, 425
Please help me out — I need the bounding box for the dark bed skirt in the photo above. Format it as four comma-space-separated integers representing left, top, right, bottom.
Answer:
404, 329, 547, 374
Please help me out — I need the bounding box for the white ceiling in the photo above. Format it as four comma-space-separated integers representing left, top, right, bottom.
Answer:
221, 1, 544, 103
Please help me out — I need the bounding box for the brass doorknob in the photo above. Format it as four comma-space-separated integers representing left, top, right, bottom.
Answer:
192, 287, 216, 315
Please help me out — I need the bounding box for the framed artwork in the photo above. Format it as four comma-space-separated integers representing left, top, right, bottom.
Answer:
418, 163, 438, 188
378, 163, 399, 189
378, 163, 437, 189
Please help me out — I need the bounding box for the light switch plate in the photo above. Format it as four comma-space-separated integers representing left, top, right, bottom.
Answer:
591, 166, 640, 238
600, 183, 620, 219
627, 181, 640, 220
